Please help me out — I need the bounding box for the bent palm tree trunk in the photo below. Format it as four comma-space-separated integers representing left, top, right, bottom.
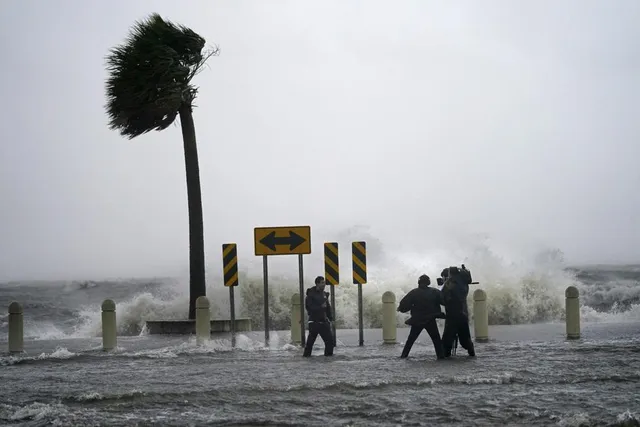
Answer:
179, 103, 206, 319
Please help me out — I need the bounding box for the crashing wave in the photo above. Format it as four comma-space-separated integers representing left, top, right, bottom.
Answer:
1, 229, 638, 340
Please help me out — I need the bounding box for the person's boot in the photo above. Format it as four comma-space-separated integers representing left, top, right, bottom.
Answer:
467, 342, 476, 357
400, 345, 411, 358
302, 344, 312, 357
443, 345, 452, 358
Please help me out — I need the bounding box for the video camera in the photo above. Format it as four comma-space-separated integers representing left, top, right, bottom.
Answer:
436, 264, 478, 287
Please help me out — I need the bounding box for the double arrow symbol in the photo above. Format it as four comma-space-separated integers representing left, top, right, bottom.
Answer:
259, 230, 306, 252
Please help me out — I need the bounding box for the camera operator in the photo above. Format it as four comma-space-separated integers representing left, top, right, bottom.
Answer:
440, 265, 475, 357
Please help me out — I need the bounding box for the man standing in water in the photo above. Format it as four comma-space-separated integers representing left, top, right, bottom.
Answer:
302, 276, 335, 357
441, 266, 475, 357
397, 274, 446, 359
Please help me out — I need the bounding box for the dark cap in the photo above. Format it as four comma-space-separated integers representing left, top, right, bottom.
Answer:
315, 276, 325, 285
418, 274, 430, 285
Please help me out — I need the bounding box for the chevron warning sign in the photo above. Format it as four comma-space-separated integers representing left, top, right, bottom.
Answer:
222, 243, 239, 287
352, 241, 367, 285
324, 242, 339, 285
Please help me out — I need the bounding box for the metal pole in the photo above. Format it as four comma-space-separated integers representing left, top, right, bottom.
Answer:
263, 255, 269, 347
229, 285, 236, 348
298, 254, 306, 346
358, 283, 364, 346
330, 285, 336, 346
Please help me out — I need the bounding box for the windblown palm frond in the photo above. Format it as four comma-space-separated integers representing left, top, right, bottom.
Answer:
105, 13, 218, 139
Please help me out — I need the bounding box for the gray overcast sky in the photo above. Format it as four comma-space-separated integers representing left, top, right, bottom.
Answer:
1, 0, 639, 281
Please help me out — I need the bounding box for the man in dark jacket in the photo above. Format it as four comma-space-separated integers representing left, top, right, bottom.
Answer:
302, 276, 334, 357
441, 265, 475, 357
397, 274, 445, 359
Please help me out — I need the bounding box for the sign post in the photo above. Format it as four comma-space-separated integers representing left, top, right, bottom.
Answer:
324, 242, 339, 346
222, 243, 238, 347
297, 253, 305, 346
352, 241, 367, 347
263, 255, 269, 346
254, 226, 311, 347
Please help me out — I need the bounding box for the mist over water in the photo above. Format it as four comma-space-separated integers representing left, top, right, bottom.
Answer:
0, 0, 638, 349
1, 227, 639, 342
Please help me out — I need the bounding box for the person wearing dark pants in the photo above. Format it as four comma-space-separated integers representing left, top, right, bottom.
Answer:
397, 274, 446, 360
441, 312, 474, 357
304, 322, 334, 356
303, 276, 334, 357
441, 266, 475, 357
402, 317, 445, 359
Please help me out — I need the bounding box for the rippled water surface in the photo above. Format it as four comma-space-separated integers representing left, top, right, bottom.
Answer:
2, 322, 640, 426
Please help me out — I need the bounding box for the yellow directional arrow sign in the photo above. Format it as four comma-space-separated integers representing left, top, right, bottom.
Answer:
254, 226, 311, 256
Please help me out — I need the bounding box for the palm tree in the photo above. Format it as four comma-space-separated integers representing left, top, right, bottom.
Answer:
104, 13, 219, 319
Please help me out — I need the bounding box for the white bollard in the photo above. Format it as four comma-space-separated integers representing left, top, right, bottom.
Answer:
382, 291, 397, 344
8, 301, 24, 354
101, 299, 117, 351
195, 296, 210, 345
473, 289, 489, 342
565, 286, 580, 340
291, 293, 302, 345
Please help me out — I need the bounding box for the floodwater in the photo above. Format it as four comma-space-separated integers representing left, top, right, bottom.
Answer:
2, 322, 640, 426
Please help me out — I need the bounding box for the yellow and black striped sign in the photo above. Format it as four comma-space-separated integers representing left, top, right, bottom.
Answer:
222, 243, 239, 287
324, 242, 339, 285
352, 241, 367, 284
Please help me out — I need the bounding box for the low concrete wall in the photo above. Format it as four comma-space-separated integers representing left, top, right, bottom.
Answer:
145, 318, 252, 335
